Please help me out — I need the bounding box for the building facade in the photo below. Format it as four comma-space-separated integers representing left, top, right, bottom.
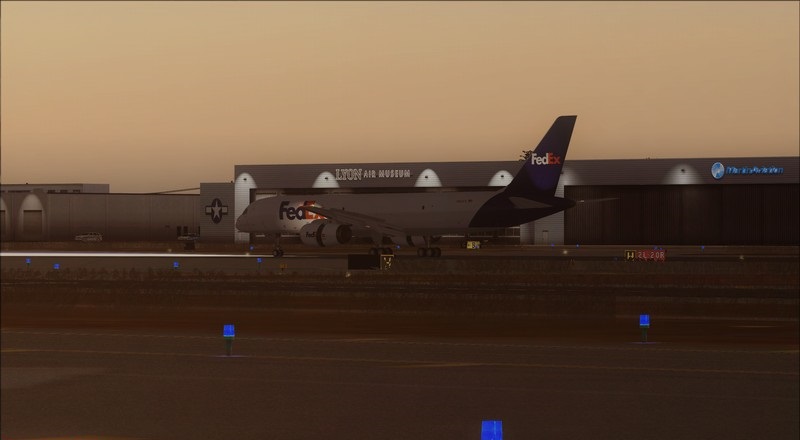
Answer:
227, 156, 799, 246
3, 156, 798, 245
1, 188, 201, 242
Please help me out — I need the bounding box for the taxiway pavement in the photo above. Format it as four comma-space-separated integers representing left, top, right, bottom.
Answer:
2, 327, 797, 440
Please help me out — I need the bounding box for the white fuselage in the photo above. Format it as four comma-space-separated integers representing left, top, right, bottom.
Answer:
236, 189, 534, 236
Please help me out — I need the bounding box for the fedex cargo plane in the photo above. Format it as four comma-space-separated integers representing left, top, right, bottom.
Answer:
236, 116, 577, 257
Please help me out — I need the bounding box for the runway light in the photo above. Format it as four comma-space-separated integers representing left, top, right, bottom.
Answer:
481, 420, 503, 440
701, 245, 705, 251
223, 324, 235, 356
562, 249, 568, 255
639, 314, 650, 343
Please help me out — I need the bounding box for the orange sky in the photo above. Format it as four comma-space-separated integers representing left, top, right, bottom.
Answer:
1, 1, 798, 193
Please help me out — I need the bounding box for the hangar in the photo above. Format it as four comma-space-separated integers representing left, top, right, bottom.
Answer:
1, 184, 201, 243
2, 156, 798, 246
231, 156, 799, 246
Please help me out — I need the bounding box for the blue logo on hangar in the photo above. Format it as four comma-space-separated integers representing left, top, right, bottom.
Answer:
711, 162, 783, 180
711, 162, 725, 180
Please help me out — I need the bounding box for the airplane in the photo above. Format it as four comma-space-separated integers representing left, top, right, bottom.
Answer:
235, 115, 577, 257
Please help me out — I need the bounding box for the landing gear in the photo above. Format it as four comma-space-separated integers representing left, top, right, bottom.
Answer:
369, 247, 394, 256
413, 235, 442, 257
416, 246, 441, 257
272, 233, 284, 258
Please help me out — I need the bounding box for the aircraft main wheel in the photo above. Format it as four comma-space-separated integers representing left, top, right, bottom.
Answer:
431, 247, 442, 257
273, 249, 284, 257
417, 248, 428, 257
382, 247, 393, 255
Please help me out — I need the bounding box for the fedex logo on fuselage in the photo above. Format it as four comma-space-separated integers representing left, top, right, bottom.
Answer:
279, 201, 325, 221
531, 152, 561, 165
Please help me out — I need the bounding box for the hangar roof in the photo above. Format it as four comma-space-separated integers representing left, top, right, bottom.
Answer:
235, 156, 798, 190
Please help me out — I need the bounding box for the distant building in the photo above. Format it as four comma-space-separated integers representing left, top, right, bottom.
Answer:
230, 156, 799, 246
2, 156, 798, 245
1, 183, 110, 194
1, 185, 200, 242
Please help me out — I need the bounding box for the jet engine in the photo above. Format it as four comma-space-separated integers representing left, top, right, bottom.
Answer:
300, 220, 352, 247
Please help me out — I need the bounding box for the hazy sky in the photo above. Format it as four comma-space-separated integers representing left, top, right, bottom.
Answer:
2, 1, 798, 193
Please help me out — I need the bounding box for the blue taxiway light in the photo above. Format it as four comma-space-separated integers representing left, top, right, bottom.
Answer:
640, 314, 650, 328
257, 257, 263, 264
481, 420, 503, 440
173, 261, 179, 269
53, 263, 60, 270
223, 324, 235, 338
25, 258, 31, 264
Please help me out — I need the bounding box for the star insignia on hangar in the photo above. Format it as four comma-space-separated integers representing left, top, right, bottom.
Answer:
205, 198, 229, 224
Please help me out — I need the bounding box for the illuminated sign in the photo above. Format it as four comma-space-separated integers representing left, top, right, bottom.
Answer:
711, 162, 784, 180
223, 324, 235, 338
625, 249, 666, 262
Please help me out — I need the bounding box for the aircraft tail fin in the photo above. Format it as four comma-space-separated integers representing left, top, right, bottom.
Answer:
504, 115, 576, 198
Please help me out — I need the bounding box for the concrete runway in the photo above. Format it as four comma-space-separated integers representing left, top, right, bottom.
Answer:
2, 327, 798, 440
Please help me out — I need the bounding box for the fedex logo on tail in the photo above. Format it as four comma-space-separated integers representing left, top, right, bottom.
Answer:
279, 201, 326, 221
531, 153, 561, 165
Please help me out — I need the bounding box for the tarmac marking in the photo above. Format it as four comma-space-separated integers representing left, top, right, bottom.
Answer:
3, 330, 796, 355
329, 338, 389, 343
4, 348, 797, 376
12, 437, 141, 440
397, 362, 483, 369
731, 325, 776, 328
44, 371, 800, 403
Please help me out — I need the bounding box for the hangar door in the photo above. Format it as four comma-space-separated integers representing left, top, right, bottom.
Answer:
21, 210, 44, 241
565, 184, 799, 245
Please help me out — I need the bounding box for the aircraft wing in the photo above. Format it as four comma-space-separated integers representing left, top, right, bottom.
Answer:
304, 206, 408, 237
